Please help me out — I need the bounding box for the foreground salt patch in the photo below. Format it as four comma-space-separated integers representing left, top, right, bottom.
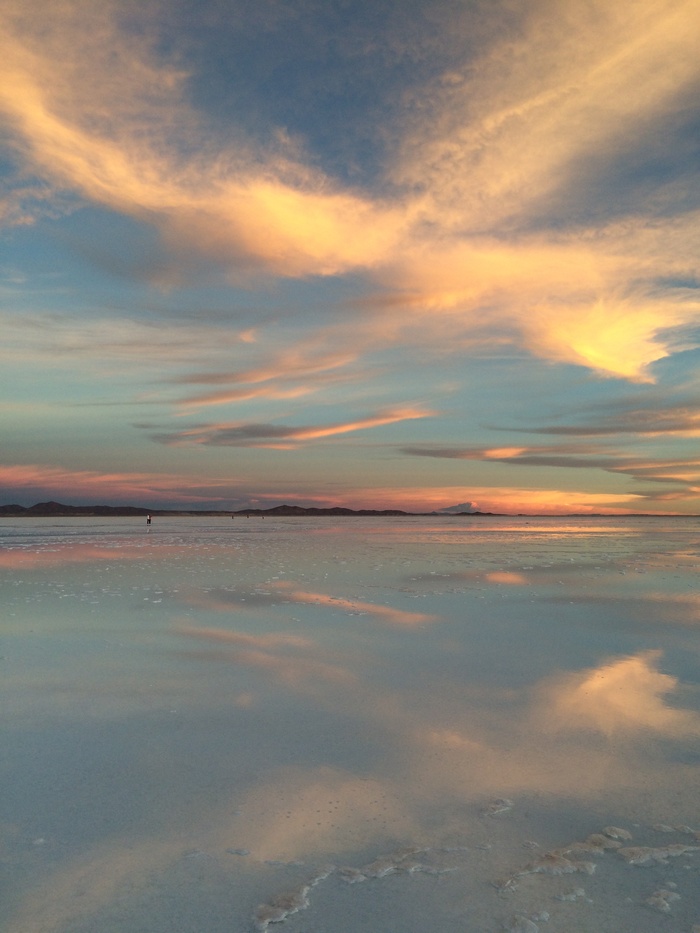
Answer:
250, 811, 700, 933
492, 820, 700, 932
617, 843, 700, 865
253, 845, 458, 931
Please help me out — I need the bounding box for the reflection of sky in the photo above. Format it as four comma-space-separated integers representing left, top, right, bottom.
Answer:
2, 1, 700, 515
2, 517, 700, 931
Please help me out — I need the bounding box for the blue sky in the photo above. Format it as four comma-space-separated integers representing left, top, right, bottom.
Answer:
2, 0, 700, 513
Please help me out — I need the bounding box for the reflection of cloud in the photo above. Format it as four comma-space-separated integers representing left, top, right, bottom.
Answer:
272, 582, 439, 627
179, 584, 441, 626
5, 837, 176, 933
174, 625, 314, 650
231, 766, 414, 861
535, 650, 700, 737
0, 543, 149, 569
484, 572, 528, 586
175, 624, 357, 688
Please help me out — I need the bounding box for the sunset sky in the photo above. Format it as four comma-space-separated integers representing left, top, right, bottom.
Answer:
2, 0, 700, 513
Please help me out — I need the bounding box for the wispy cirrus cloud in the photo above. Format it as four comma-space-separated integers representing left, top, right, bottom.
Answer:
401, 442, 700, 500
2, 0, 700, 383
0, 462, 237, 505
0, 0, 409, 281
154, 407, 435, 448
495, 402, 700, 438
171, 345, 362, 412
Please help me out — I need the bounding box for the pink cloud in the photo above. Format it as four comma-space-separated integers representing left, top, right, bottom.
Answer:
156, 407, 435, 448
0, 463, 230, 504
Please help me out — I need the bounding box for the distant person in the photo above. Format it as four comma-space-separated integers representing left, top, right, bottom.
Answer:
146, 514, 152, 525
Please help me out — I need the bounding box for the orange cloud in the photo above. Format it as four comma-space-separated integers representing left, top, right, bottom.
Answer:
1, 0, 699, 386
393, 0, 700, 231
337, 484, 646, 515
0, 463, 222, 503
175, 384, 314, 414
0, 2, 409, 279
521, 295, 697, 382
157, 407, 435, 448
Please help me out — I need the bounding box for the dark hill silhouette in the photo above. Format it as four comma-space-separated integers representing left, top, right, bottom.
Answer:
0, 500, 498, 517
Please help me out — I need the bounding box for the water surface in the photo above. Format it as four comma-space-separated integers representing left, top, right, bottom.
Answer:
2, 516, 699, 932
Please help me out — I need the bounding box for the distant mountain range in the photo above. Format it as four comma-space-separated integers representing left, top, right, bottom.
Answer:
0, 500, 489, 517
1, 501, 688, 519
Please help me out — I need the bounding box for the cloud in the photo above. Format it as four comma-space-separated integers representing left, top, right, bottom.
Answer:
0, 460, 678, 514
401, 442, 700, 503
392, 0, 700, 231
170, 344, 363, 412
0, 462, 242, 505
0, 308, 257, 373
154, 407, 435, 448
2, 0, 700, 382
0, 0, 410, 280
280, 483, 647, 515
437, 502, 479, 514
497, 402, 700, 438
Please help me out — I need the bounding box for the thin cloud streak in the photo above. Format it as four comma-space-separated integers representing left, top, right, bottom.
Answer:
154, 407, 435, 448
2, 0, 699, 378
496, 405, 700, 437
401, 443, 700, 500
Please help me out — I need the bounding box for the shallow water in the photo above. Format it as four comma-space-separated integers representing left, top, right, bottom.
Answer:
1, 515, 699, 932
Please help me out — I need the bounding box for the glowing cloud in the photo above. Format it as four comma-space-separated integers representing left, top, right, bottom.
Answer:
0, 463, 228, 503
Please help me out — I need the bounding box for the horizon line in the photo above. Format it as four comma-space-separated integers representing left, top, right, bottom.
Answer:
0, 500, 697, 519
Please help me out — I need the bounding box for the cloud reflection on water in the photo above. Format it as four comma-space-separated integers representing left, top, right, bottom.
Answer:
0, 543, 155, 568
535, 650, 700, 738
178, 580, 439, 627
5, 518, 700, 933
174, 623, 357, 688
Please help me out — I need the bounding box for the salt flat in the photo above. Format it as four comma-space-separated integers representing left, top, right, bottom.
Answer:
1, 515, 699, 932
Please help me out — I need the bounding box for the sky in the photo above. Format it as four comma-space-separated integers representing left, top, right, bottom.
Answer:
1, 0, 700, 514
